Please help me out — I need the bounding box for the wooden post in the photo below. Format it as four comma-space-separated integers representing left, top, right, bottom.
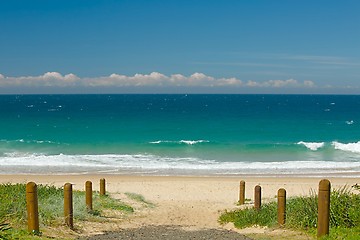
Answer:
85, 181, 93, 211
239, 180, 245, 205
100, 178, 106, 196
64, 183, 73, 229
317, 179, 331, 238
277, 188, 286, 225
26, 182, 39, 233
254, 185, 261, 210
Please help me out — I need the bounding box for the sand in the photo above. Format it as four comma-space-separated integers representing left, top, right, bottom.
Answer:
0, 174, 358, 238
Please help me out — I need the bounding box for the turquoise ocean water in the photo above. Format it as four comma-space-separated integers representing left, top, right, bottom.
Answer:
1, 94, 360, 176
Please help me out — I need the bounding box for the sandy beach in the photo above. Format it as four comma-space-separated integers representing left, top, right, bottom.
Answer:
0, 174, 358, 238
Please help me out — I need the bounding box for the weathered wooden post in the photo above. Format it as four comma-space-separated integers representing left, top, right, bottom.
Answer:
317, 179, 331, 238
277, 188, 286, 225
100, 178, 106, 196
239, 180, 245, 205
64, 183, 73, 229
26, 182, 39, 233
85, 181, 93, 211
254, 185, 261, 210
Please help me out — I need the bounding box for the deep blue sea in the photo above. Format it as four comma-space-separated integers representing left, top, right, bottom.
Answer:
1, 94, 360, 176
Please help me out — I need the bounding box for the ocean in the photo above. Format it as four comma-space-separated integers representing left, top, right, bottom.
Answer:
1, 94, 360, 177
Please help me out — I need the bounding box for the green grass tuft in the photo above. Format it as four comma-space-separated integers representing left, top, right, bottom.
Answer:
220, 185, 360, 239
0, 183, 134, 239
0, 183, 27, 224
286, 193, 318, 229
0, 222, 11, 239
124, 192, 155, 207
220, 202, 277, 228
96, 194, 134, 213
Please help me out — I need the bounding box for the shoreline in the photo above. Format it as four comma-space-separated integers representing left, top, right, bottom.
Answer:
1, 169, 360, 178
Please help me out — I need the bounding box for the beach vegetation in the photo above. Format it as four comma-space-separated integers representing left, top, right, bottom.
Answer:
0, 222, 11, 239
124, 192, 155, 207
219, 185, 360, 239
236, 198, 252, 206
97, 194, 134, 213
70, 190, 134, 221
0, 183, 133, 239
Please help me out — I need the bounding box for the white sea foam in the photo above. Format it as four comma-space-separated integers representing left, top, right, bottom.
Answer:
0, 153, 110, 167
1, 152, 360, 175
149, 140, 209, 145
332, 141, 360, 153
0, 139, 59, 145
297, 141, 325, 151
179, 140, 209, 145
346, 120, 354, 125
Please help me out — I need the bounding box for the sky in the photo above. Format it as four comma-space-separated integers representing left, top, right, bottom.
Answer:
0, 0, 359, 94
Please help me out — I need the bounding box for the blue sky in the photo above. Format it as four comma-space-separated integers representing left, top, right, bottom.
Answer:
0, 0, 359, 93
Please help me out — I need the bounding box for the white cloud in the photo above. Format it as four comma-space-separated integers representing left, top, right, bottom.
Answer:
245, 78, 315, 88
304, 80, 315, 87
0, 72, 80, 87
266, 79, 299, 88
246, 80, 261, 87
0, 72, 315, 89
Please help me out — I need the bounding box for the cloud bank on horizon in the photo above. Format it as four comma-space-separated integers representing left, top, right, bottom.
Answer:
0, 72, 315, 90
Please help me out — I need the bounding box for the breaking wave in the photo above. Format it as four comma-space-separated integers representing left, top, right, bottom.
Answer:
149, 140, 210, 145
297, 141, 325, 151
332, 141, 360, 153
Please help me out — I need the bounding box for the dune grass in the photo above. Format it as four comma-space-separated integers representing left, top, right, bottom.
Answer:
124, 192, 155, 207
219, 185, 360, 239
0, 183, 133, 239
